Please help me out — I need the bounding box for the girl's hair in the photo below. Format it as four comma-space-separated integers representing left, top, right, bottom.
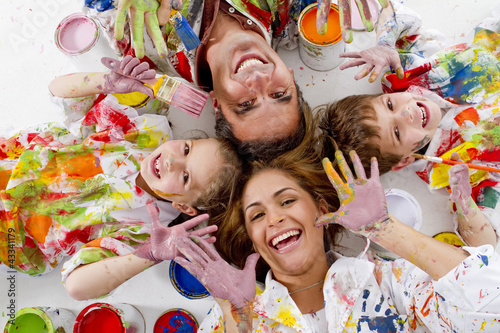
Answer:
315, 94, 403, 176
213, 131, 344, 282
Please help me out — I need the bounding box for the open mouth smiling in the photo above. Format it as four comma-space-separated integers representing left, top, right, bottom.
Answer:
269, 229, 301, 251
153, 155, 161, 178
235, 57, 267, 74
417, 102, 428, 128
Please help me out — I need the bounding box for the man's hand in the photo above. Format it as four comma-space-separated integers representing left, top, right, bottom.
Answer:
101, 55, 156, 96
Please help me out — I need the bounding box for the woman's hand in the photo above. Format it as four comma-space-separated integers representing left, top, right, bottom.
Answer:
133, 203, 216, 263
101, 55, 156, 96
316, 150, 390, 238
339, 44, 403, 83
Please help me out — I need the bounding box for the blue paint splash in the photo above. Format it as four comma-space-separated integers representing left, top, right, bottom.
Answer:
357, 314, 406, 332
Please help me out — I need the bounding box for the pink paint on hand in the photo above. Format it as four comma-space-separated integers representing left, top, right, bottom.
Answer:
449, 163, 472, 215
59, 16, 96, 53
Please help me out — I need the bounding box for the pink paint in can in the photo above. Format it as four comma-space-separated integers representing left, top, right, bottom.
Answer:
55, 13, 117, 72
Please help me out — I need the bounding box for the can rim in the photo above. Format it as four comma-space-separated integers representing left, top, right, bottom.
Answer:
55, 12, 100, 56
298, 3, 343, 46
169, 260, 209, 299
74, 302, 126, 333
4, 307, 55, 332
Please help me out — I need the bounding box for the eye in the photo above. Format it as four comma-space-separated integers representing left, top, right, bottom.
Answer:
270, 91, 286, 99
394, 127, 400, 140
184, 143, 190, 156
281, 198, 296, 206
250, 212, 265, 222
238, 100, 255, 108
183, 171, 189, 184
387, 98, 393, 111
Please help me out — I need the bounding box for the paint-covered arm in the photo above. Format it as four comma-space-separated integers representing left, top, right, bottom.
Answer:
318, 150, 468, 280
49, 55, 155, 98
175, 236, 259, 333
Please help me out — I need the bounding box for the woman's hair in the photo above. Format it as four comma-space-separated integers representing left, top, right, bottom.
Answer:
315, 94, 404, 176
212, 131, 344, 282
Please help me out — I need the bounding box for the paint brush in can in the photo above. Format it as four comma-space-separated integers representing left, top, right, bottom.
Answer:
155, 75, 208, 118
169, 11, 201, 51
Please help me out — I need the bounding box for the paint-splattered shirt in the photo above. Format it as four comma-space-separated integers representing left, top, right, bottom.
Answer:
381, 13, 500, 243
0, 94, 180, 276
84, 0, 306, 90
198, 246, 500, 332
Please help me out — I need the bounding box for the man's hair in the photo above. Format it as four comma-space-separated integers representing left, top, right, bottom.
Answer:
316, 94, 404, 176
211, 132, 344, 282
215, 82, 310, 163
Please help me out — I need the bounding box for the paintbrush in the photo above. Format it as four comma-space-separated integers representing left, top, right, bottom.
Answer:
169, 11, 201, 51
412, 154, 500, 173
155, 75, 209, 118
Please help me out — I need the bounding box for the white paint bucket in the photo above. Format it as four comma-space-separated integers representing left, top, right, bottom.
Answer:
298, 3, 345, 71
4, 306, 75, 333
54, 13, 117, 72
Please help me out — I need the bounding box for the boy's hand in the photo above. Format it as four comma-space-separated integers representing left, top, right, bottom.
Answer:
449, 153, 472, 216
339, 44, 403, 83
175, 236, 259, 309
134, 203, 216, 263
115, 0, 178, 58
317, 151, 390, 238
101, 55, 156, 96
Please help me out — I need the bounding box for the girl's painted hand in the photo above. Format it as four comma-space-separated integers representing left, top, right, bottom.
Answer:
115, 0, 169, 58
449, 152, 472, 216
317, 150, 389, 237
175, 236, 259, 309
335, 0, 389, 43
339, 44, 403, 83
134, 203, 216, 263
101, 55, 156, 96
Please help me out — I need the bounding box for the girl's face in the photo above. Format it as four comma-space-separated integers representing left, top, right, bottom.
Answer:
243, 169, 327, 277
139, 138, 223, 205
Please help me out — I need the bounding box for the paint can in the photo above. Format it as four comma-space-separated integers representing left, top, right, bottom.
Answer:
153, 308, 198, 333
3, 306, 75, 333
169, 260, 209, 299
73, 302, 145, 333
298, 3, 345, 71
55, 13, 117, 72
370, 188, 423, 257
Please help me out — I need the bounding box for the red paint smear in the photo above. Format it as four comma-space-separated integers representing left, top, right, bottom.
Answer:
77, 307, 123, 333
454, 107, 479, 126
475, 147, 500, 162
435, 129, 462, 157
170, 51, 194, 83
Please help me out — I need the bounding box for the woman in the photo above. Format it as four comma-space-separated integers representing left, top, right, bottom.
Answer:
175, 146, 500, 332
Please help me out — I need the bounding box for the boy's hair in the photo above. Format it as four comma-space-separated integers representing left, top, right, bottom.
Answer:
316, 94, 404, 176
215, 82, 311, 163
212, 131, 344, 282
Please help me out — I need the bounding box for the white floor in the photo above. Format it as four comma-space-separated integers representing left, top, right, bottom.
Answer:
1, 0, 499, 331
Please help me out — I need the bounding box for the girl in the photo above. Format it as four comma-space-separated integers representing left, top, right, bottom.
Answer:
0, 56, 241, 299
175, 145, 500, 332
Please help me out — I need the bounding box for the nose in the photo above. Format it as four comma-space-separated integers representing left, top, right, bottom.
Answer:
244, 71, 270, 92
268, 214, 284, 227
400, 106, 414, 124
165, 156, 182, 172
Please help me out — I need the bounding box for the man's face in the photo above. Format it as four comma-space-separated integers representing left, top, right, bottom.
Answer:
208, 30, 300, 141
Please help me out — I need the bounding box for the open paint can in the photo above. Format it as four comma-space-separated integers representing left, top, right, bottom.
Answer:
169, 260, 209, 299
73, 302, 145, 333
4, 306, 75, 333
55, 13, 117, 72
153, 308, 198, 333
298, 3, 345, 71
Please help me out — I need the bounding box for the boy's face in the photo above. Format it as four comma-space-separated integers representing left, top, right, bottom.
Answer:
139, 138, 223, 206
368, 93, 442, 169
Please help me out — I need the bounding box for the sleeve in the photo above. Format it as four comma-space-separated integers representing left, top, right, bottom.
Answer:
375, 245, 500, 331
376, 0, 423, 49
197, 304, 226, 333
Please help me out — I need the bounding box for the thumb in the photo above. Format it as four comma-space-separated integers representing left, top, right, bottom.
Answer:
101, 57, 119, 71
243, 253, 260, 272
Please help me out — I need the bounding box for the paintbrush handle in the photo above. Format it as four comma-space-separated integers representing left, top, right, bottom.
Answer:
442, 159, 500, 173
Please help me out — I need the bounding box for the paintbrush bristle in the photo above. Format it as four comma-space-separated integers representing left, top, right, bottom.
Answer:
169, 12, 201, 51
156, 76, 208, 118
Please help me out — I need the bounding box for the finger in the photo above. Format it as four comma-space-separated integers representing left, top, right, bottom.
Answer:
174, 257, 204, 279
136, 69, 157, 81
115, 0, 132, 40
146, 202, 160, 225
338, 0, 353, 43
101, 57, 120, 71
349, 150, 367, 180
176, 238, 209, 267
450, 152, 461, 162
336, 150, 354, 183
156, 0, 172, 26
355, 0, 373, 31
131, 82, 155, 98
145, 12, 168, 57
184, 236, 213, 263
370, 157, 380, 180
202, 236, 216, 244
377, 0, 389, 8
190, 224, 218, 238
132, 9, 146, 58
181, 213, 210, 231
322, 157, 344, 189
190, 235, 219, 261
316, 0, 331, 35
354, 64, 374, 80
339, 59, 367, 70
122, 56, 141, 75
315, 212, 340, 227
339, 52, 362, 59
243, 253, 260, 272
130, 62, 151, 77
368, 64, 383, 83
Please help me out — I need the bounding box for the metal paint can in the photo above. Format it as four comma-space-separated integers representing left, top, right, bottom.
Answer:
54, 13, 117, 72
298, 3, 345, 71
73, 302, 145, 333
153, 308, 198, 333
169, 260, 209, 299
4, 306, 75, 333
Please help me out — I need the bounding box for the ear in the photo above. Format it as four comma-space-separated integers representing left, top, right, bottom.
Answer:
172, 202, 198, 216
318, 198, 329, 215
209, 91, 218, 110
391, 155, 415, 171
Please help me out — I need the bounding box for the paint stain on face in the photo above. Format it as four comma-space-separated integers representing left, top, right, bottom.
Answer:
153, 188, 184, 198
412, 135, 430, 152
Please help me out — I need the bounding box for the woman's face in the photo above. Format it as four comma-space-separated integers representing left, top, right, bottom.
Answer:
243, 169, 327, 277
